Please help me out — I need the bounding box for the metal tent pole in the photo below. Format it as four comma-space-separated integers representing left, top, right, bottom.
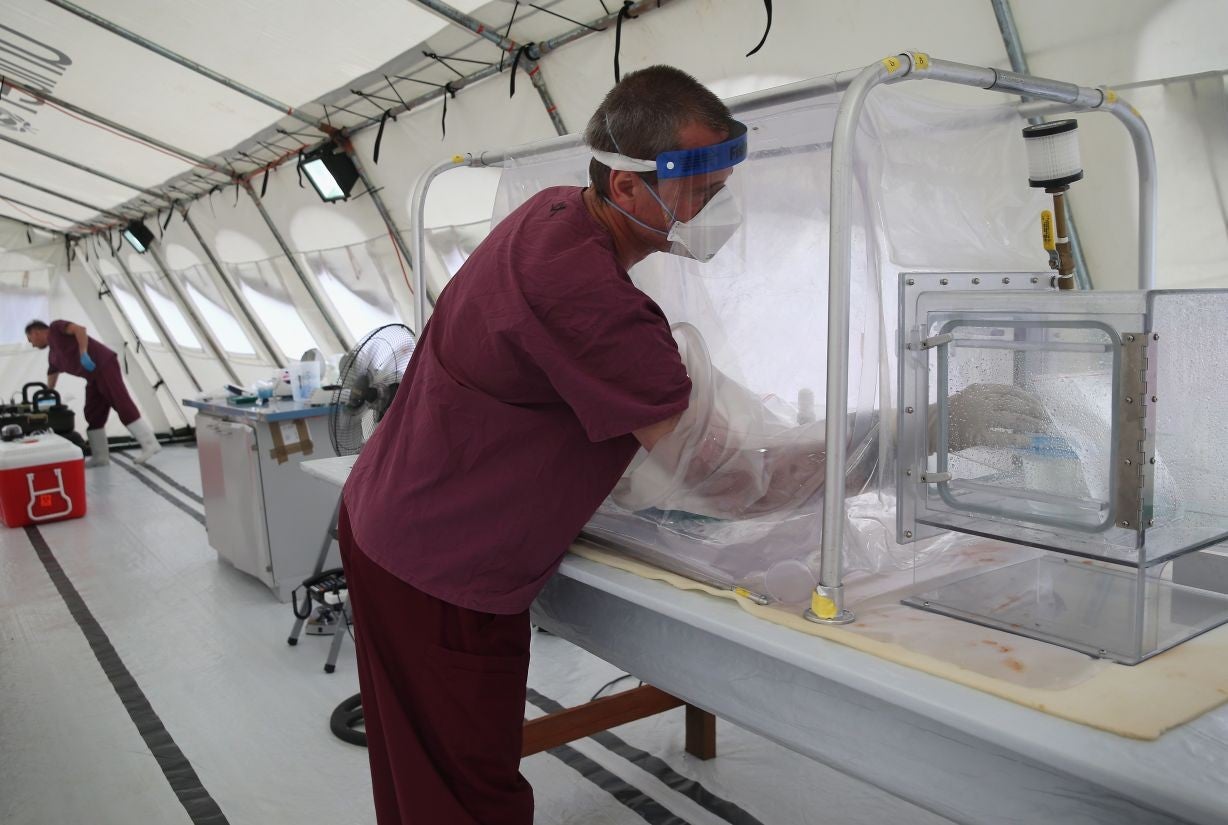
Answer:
241, 180, 352, 351
112, 252, 204, 393
0, 133, 176, 204
410, 0, 569, 135
181, 210, 283, 364
147, 242, 243, 385
989, 0, 1093, 290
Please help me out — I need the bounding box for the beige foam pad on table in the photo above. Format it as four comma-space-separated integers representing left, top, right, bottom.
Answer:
569, 543, 1228, 740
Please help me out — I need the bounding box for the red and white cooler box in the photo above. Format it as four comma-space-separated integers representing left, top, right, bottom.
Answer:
0, 433, 87, 527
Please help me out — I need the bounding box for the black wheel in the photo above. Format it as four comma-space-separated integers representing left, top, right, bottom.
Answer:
330, 693, 367, 747
287, 637, 298, 646
324, 664, 335, 673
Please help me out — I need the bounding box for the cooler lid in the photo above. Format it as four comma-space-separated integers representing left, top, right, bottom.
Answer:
0, 433, 85, 469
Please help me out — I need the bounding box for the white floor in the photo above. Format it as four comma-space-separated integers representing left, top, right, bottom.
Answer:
0, 444, 956, 825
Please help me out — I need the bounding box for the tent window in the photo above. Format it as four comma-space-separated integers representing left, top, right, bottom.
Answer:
111, 283, 161, 344
304, 239, 402, 341
138, 275, 202, 349
180, 264, 256, 356
232, 259, 318, 358
0, 270, 51, 345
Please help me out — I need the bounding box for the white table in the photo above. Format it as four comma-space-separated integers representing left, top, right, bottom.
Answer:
301, 456, 1228, 825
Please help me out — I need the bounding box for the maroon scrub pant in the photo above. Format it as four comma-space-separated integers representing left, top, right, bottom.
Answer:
84, 359, 140, 429
337, 504, 534, 825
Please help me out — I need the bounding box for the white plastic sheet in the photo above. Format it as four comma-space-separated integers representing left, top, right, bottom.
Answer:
489, 85, 1057, 603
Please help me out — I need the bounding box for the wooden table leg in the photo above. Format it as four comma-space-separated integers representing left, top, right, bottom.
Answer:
685, 704, 717, 760
522, 685, 683, 757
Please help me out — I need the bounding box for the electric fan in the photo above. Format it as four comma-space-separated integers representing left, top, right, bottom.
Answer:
328, 323, 416, 456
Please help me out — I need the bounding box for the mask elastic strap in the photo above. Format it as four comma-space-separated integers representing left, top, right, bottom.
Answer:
602, 196, 669, 238
602, 113, 678, 227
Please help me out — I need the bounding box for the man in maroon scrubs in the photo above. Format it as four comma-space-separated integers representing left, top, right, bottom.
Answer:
341, 66, 745, 824
25, 319, 160, 466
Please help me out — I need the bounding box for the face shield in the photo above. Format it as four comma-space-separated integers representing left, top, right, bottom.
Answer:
592, 120, 748, 262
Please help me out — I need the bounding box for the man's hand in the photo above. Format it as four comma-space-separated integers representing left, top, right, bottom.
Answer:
933, 383, 1049, 453
80, 352, 96, 372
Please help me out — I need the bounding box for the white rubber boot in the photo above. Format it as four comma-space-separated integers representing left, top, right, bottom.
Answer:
85, 428, 110, 468
126, 417, 161, 465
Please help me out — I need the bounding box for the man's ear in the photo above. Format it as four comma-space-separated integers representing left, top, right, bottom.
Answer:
608, 169, 639, 209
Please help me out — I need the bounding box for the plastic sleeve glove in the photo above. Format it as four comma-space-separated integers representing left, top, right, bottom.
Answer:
80, 352, 96, 372
612, 323, 830, 520
930, 382, 1049, 453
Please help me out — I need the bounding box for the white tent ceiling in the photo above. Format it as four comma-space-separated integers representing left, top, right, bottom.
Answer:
0, 0, 627, 234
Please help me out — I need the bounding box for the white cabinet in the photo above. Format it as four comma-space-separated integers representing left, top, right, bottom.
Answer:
190, 400, 340, 600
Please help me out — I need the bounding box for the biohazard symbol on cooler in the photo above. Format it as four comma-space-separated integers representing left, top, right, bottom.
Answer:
26, 467, 74, 522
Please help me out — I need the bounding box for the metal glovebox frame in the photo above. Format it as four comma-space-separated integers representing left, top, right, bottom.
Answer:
896, 272, 1228, 663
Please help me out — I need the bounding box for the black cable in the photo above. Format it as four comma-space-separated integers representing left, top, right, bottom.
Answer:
373, 109, 391, 164
614, 2, 637, 82
441, 83, 456, 139
745, 0, 773, 57
509, 44, 535, 97
590, 673, 637, 702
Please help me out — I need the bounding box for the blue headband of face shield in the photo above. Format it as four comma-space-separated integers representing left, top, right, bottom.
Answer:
591, 119, 749, 179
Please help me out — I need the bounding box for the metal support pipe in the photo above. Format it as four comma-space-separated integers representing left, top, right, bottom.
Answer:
241, 180, 352, 351
147, 243, 242, 384
0, 76, 231, 176
812, 61, 894, 626
0, 192, 87, 227
410, 158, 462, 330
339, 143, 421, 332
112, 253, 204, 393
409, 0, 568, 135
988, 0, 1094, 290
0, 170, 129, 219
1103, 100, 1158, 289
181, 210, 283, 364
0, 133, 175, 204
45, 0, 321, 131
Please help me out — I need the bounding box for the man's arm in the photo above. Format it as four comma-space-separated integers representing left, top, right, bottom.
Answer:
46, 371, 59, 390
62, 322, 89, 357
634, 412, 682, 452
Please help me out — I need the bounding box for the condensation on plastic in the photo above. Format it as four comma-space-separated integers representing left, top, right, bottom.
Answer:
490, 86, 1055, 605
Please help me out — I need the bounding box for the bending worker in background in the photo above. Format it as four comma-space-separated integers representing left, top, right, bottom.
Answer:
25, 319, 160, 466
340, 65, 1046, 825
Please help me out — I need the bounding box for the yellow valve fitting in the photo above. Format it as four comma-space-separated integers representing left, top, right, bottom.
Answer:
1041, 210, 1056, 251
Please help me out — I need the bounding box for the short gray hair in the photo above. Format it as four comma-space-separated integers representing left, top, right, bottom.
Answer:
584, 65, 734, 199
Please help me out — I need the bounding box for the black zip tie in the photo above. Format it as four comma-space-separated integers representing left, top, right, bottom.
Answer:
374, 110, 392, 164
383, 75, 409, 109
323, 105, 333, 127
423, 51, 466, 80
153, 379, 165, 391
26, 226, 32, 244
260, 167, 270, 197
499, 2, 521, 72
162, 206, 173, 232
615, 2, 637, 82
746, 0, 772, 56
296, 150, 305, 188
233, 184, 240, 206
509, 44, 535, 97
441, 82, 456, 139
598, 0, 611, 14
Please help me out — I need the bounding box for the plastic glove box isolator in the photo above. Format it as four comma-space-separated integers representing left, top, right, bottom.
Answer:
0, 433, 86, 527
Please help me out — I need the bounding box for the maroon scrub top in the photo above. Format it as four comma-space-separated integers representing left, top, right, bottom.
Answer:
46, 319, 117, 379
343, 186, 691, 614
